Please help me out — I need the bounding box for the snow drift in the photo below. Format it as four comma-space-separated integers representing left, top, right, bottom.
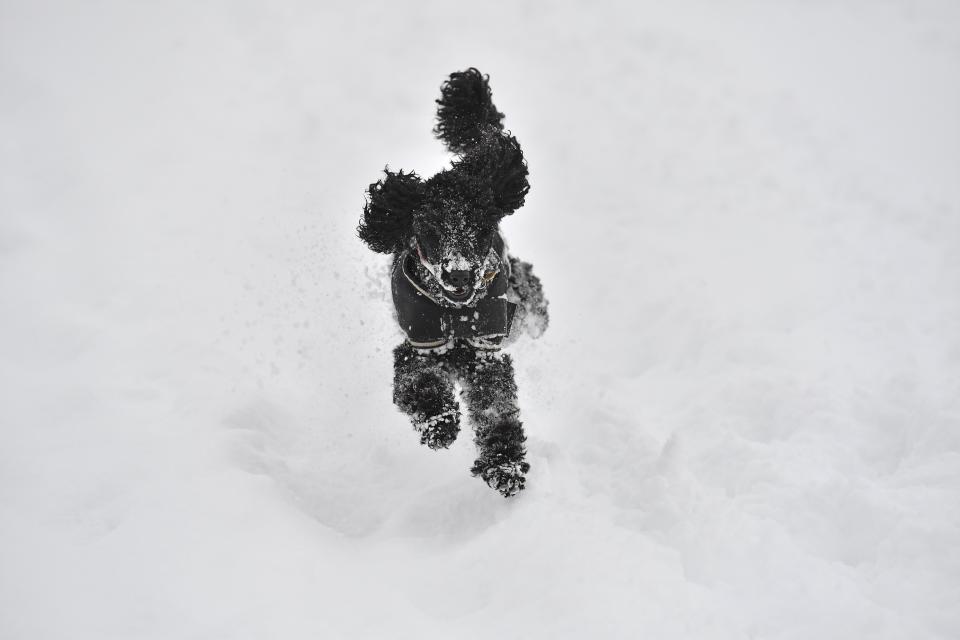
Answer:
1, 0, 958, 638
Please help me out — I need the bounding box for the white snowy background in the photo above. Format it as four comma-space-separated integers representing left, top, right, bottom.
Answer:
2, 0, 958, 638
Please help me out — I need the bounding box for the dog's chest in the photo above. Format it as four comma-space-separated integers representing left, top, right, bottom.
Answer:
391, 250, 516, 348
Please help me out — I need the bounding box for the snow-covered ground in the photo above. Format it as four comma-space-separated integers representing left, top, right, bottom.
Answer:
2, 1, 958, 637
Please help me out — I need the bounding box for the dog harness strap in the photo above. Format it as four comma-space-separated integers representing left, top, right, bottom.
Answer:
391, 236, 516, 346
407, 337, 449, 348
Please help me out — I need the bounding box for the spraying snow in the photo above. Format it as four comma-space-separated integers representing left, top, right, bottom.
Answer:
1, 0, 958, 638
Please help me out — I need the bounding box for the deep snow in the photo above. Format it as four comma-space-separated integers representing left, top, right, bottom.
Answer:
1, 1, 958, 638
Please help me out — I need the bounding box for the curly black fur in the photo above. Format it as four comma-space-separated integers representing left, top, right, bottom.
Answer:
358, 71, 529, 256
394, 342, 529, 493
434, 68, 505, 154
358, 169, 423, 254
393, 344, 461, 450
360, 69, 546, 497
458, 349, 530, 494
454, 128, 529, 215
508, 257, 549, 338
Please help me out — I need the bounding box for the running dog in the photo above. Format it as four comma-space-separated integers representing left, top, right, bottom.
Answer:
358, 68, 548, 497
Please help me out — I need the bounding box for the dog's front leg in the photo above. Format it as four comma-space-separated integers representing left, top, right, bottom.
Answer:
461, 350, 530, 497
508, 257, 549, 339
392, 342, 460, 449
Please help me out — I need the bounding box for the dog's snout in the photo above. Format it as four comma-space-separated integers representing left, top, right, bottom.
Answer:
444, 269, 473, 288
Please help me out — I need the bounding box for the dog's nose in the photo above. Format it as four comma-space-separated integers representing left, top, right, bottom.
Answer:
444, 269, 472, 288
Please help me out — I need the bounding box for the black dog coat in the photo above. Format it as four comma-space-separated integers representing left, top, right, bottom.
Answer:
392, 234, 517, 349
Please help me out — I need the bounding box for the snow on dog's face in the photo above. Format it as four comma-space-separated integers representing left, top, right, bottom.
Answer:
411, 193, 500, 305
357, 131, 529, 299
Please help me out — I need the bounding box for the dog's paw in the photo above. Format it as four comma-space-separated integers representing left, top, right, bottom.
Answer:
473, 459, 530, 497
413, 409, 460, 450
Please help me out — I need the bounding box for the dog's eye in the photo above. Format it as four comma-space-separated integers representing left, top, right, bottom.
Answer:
477, 230, 494, 253
417, 233, 441, 261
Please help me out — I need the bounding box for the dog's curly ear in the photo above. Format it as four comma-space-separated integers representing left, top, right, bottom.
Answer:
358, 169, 423, 254
435, 68, 505, 154
454, 129, 529, 217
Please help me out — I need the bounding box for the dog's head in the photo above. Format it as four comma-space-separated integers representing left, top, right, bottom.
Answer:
410, 178, 499, 303
359, 130, 529, 304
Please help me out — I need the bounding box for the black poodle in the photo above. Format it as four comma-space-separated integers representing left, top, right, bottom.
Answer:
358, 68, 548, 497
